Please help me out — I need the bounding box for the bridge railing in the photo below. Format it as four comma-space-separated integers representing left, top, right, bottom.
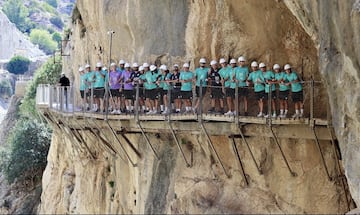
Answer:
35, 79, 327, 121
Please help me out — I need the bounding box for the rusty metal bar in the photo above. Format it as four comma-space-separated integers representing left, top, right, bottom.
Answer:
312, 127, 332, 181
169, 122, 191, 167
236, 125, 262, 174
231, 137, 248, 186
269, 126, 296, 176
120, 134, 142, 158
137, 121, 160, 160
200, 123, 230, 178
105, 121, 137, 167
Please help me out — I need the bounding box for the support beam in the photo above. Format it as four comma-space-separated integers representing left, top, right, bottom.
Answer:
169, 122, 191, 167
137, 122, 160, 160
200, 123, 230, 178
231, 137, 248, 186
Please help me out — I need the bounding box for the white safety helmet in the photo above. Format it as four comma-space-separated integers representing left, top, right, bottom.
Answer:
199, 58, 206, 64
119, 59, 125, 65
139, 66, 144, 71
78, 67, 84, 72
238, 56, 246, 62
96, 62, 102, 68
173, 64, 179, 68
251, 61, 258, 67
85, 64, 90, 69
110, 62, 116, 67
102, 66, 107, 71
219, 58, 226, 64
124, 63, 131, 68
259, 62, 266, 68
183, 63, 190, 68
210, 60, 217, 66
273, 64, 280, 70
230, 59, 236, 64
132, 63, 139, 68
160, 64, 167, 70
284, 64, 291, 70
143, 62, 149, 68
61, 72, 65, 75
150, 65, 157, 71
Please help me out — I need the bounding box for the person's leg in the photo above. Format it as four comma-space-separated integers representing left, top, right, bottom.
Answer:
272, 98, 276, 117
259, 99, 263, 114
244, 96, 248, 114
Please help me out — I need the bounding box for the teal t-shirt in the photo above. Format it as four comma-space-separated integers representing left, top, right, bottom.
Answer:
275, 72, 289, 91
162, 73, 172, 90
248, 70, 265, 92
195, 67, 208, 87
143, 71, 158, 90
235, 66, 249, 87
285, 71, 302, 92
86, 71, 95, 88
80, 73, 87, 91
180, 71, 193, 91
219, 66, 232, 88
229, 67, 238, 89
263, 70, 276, 93
93, 70, 107, 88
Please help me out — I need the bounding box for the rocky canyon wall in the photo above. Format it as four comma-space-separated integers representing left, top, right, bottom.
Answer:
39, 0, 360, 213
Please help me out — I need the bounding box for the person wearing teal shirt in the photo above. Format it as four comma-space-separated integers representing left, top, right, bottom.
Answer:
193, 58, 208, 113
247, 61, 265, 117
142, 65, 159, 114
78, 66, 88, 110
274, 64, 289, 118
158, 65, 172, 115
91, 62, 107, 112
224, 59, 237, 116
180, 63, 194, 114
260, 63, 276, 118
284, 64, 304, 118
219, 59, 231, 113
235, 56, 249, 116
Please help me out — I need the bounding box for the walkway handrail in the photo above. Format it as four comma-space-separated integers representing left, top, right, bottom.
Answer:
35, 80, 327, 122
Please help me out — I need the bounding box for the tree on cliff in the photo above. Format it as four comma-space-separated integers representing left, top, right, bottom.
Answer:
2, 0, 35, 33
30, 29, 57, 55
6, 55, 31, 75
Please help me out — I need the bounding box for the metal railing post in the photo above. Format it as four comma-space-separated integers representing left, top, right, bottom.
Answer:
310, 77, 314, 122
167, 86, 171, 118
199, 80, 203, 122
49, 85, 53, 109
90, 85, 94, 112
135, 83, 140, 123
235, 85, 239, 124
268, 84, 272, 126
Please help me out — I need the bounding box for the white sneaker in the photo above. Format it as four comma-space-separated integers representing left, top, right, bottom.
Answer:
272, 113, 277, 118
264, 114, 269, 118
292, 113, 299, 119
116, 110, 122, 114
299, 113, 304, 118
152, 110, 158, 114
257, 112, 264, 117
146, 110, 153, 115
111, 110, 117, 114
162, 110, 168, 115
224, 111, 234, 116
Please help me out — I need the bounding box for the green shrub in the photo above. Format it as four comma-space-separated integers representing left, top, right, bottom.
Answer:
41, 2, 55, 13
52, 32, 62, 44
0, 119, 51, 183
50, 16, 64, 29
30, 29, 57, 54
6, 55, 31, 74
2, 0, 34, 33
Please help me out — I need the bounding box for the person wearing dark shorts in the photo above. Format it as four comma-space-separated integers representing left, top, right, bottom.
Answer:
208, 60, 224, 114
193, 58, 208, 113
236, 56, 249, 115
224, 59, 237, 116
284, 64, 304, 118
261, 62, 277, 118
109, 62, 122, 114
121, 63, 134, 113
274, 63, 289, 118
78, 66, 88, 110
142, 64, 159, 114
171, 65, 182, 113
180, 63, 194, 114
247, 61, 266, 117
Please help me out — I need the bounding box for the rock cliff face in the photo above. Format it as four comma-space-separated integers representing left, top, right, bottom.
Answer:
39, 0, 359, 213
284, 0, 360, 208
0, 11, 44, 60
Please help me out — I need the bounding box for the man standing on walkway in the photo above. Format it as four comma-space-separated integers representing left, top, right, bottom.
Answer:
247, 61, 265, 117
284, 64, 304, 118
235, 56, 249, 116
193, 58, 208, 113
59, 72, 70, 109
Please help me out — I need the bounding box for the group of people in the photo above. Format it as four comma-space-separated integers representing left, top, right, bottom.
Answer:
77, 56, 304, 118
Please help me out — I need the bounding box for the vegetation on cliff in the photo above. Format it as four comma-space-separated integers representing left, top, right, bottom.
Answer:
0, 57, 61, 184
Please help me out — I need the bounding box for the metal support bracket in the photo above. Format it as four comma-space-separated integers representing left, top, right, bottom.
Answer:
200, 123, 230, 178
312, 126, 332, 181
137, 121, 160, 160
169, 122, 191, 167
231, 137, 249, 186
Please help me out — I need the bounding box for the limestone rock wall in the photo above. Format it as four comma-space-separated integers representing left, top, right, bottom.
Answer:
39, 0, 360, 213
39, 122, 347, 214
284, 0, 360, 208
